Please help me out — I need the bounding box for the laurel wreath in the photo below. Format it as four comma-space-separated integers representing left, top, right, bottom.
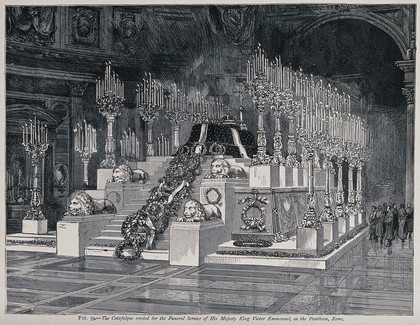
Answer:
116, 148, 204, 260
204, 187, 222, 205
233, 240, 272, 248
239, 194, 268, 231
209, 142, 226, 155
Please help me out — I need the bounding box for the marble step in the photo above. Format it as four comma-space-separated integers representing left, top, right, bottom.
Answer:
106, 224, 124, 231
99, 229, 124, 238
6, 232, 57, 253
85, 246, 169, 261
129, 199, 148, 205
89, 236, 125, 246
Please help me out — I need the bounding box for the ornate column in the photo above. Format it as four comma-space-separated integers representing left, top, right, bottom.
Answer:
271, 105, 285, 165
396, 59, 415, 204
402, 86, 414, 203
67, 81, 88, 191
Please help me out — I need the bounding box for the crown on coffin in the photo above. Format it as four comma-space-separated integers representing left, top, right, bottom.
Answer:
220, 108, 237, 125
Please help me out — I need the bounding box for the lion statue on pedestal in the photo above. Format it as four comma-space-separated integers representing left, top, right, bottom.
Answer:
176, 199, 222, 222
204, 158, 247, 179
64, 191, 116, 216
109, 163, 149, 184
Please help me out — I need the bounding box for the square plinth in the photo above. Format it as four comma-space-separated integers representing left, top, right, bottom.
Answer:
97, 169, 114, 190
57, 214, 115, 257
249, 165, 280, 188
296, 227, 324, 252
170, 220, 226, 266
322, 220, 339, 243
22, 219, 48, 235
338, 216, 350, 235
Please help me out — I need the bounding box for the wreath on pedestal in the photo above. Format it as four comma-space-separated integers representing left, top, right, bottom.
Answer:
204, 187, 222, 205
238, 191, 269, 232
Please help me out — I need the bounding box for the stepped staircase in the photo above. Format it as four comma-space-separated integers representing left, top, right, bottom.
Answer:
85, 156, 251, 260
85, 157, 173, 259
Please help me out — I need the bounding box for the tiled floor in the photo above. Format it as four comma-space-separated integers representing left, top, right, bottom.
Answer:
6, 236, 413, 315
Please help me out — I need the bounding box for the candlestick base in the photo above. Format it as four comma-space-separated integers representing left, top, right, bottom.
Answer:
320, 206, 337, 222
271, 152, 286, 166
100, 154, 116, 168
146, 143, 155, 157
251, 152, 272, 165
285, 153, 300, 168
24, 207, 46, 221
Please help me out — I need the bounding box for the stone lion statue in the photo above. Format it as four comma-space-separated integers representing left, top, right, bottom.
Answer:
64, 191, 116, 216
109, 163, 149, 184
204, 158, 247, 179
176, 199, 222, 222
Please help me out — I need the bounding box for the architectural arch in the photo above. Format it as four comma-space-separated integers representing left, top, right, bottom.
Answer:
293, 11, 408, 59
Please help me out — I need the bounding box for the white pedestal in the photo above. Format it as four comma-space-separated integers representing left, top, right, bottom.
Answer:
322, 220, 339, 243
338, 216, 350, 235
349, 210, 357, 229
22, 219, 48, 235
169, 220, 225, 266
56, 214, 114, 257
97, 169, 114, 190
296, 227, 324, 253
249, 165, 280, 188
357, 212, 364, 224
303, 169, 308, 187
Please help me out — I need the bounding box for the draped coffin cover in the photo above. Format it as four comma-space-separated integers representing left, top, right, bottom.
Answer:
184, 123, 257, 158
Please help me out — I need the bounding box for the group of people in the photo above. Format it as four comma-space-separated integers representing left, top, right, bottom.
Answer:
369, 202, 413, 247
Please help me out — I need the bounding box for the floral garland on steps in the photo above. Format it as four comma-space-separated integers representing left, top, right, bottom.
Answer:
116, 145, 206, 260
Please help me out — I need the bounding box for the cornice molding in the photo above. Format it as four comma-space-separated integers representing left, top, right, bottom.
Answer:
6, 64, 97, 82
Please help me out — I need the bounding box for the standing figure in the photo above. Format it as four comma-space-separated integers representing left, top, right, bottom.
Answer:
384, 205, 394, 247
406, 202, 414, 240
376, 206, 385, 245
391, 203, 399, 240
398, 203, 408, 242
368, 206, 378, 242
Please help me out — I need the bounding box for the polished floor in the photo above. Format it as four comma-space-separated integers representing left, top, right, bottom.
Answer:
6, 236, 413, 315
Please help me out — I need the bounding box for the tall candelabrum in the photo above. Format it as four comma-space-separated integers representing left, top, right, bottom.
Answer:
279, 90, 301, 167
246, 46, 273, 165
246, 76, 274, 165
233, 83, 248, 130
22, 116, 49, 220
74, 120, 97, 186
331, 138, 346, 219
318, 135, 337, 222
165, 85, 189, 152
136, 73, 164, 156
296, 126, 322, 229
271, 103, 286, 165
356, 146, 372, 213
346, 141, 361, 217
96, 62, 125, 168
